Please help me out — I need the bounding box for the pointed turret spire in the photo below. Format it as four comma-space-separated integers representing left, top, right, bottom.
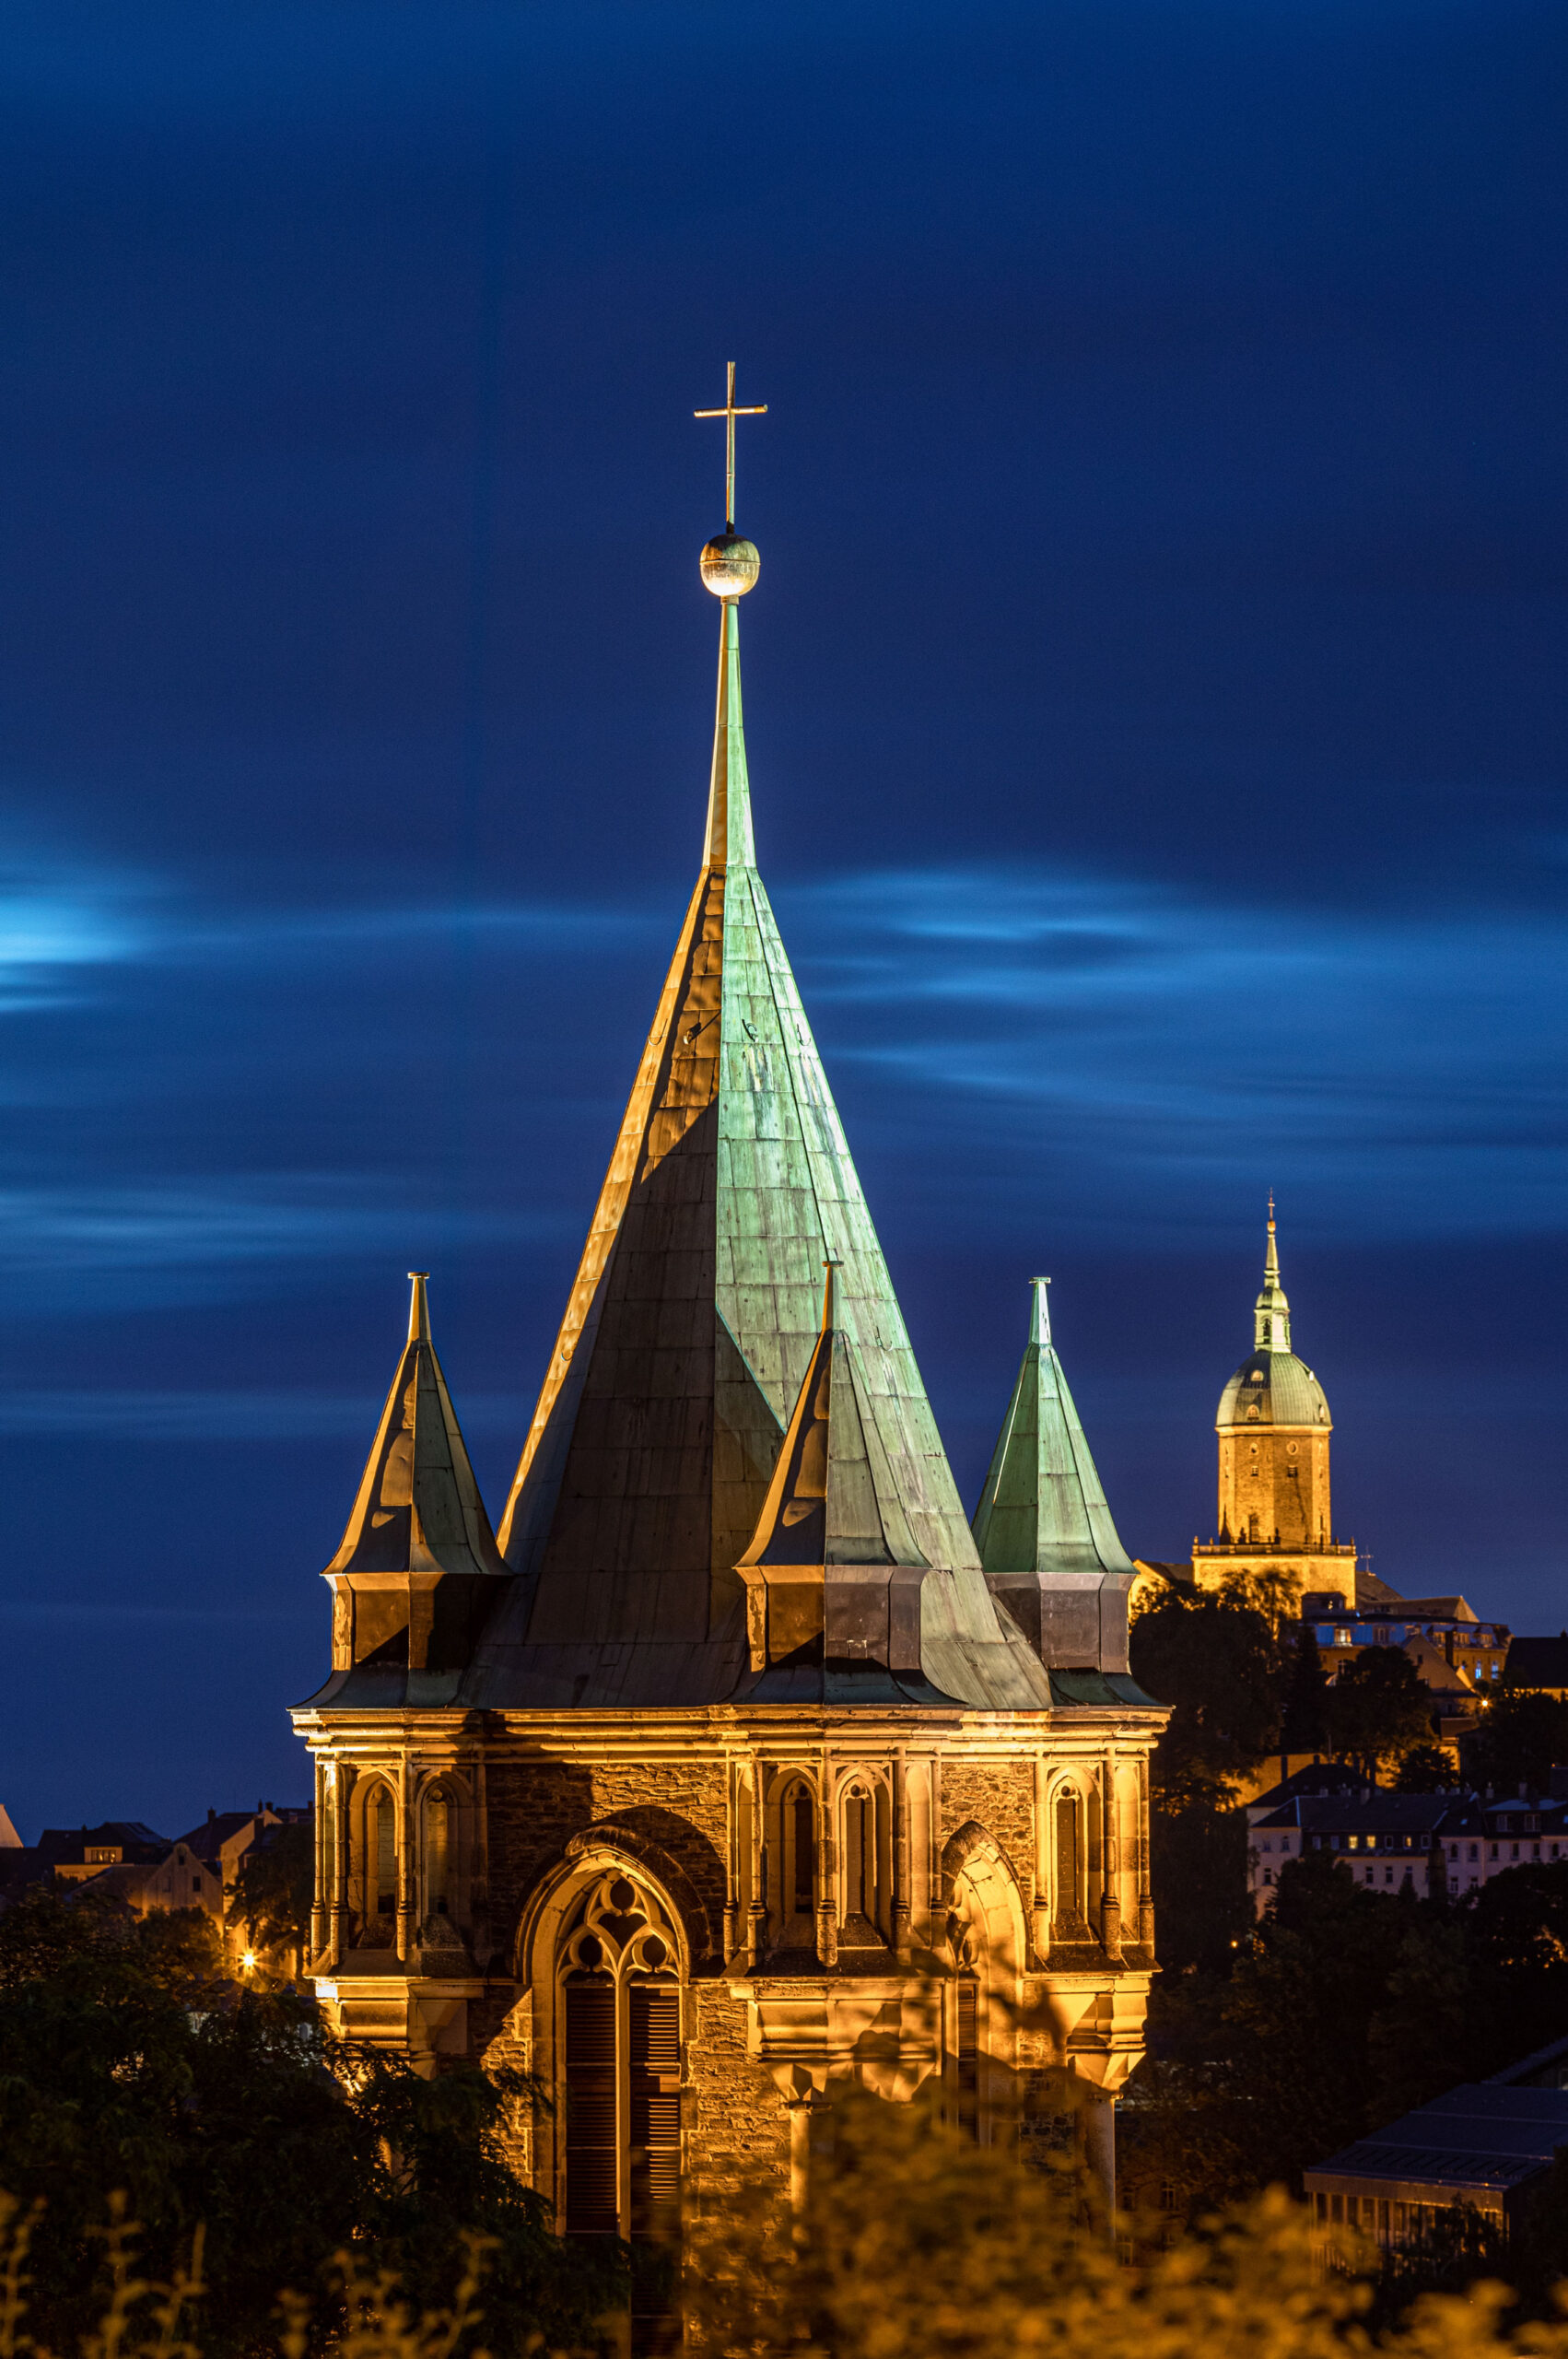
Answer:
320, 1274, 509, 1691
971, 1278, 1136, 1672
1254, 1195, 1292, 1354
733, 1262, 928, 1690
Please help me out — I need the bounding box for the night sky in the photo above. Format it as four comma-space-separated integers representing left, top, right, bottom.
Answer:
1, 0, 1563, 1837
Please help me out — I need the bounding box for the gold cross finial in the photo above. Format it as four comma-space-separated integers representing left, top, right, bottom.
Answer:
694, 361, 767, 531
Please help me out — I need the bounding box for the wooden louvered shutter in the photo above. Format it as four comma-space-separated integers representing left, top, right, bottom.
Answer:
565, 1977, 618, 2235
955, 1979, 978, 2141
628, 1980, 681, 2241
374, 1790, 397, 1919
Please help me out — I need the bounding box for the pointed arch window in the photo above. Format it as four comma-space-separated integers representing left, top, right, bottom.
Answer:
424, 1787, 451, 1922
1054, 1787, 1085, 1939
348, 1778, 400, 1944
556, 1872, 685, 2266
840, 1779, 886, 1939
778, 1780, 817, 1935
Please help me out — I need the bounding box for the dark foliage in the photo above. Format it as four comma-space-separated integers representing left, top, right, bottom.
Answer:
228, 1821, 315, 1965
1126, 1850, 1568, 2250
1323, 1648, 1434, 1774
0, 1887, 623, 2357
1280, 1628, 1328, 1752
1130, 1593, 1284, 1788
1394, 1743, 1454, 1792
1464, 1690, 1568, 1797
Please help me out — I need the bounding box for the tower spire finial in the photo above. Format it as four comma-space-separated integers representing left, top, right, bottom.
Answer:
695, 360, 767, 534
1029, 1274, 1052, 1348
1253, 1206, 1290, 1354
407, 1271, 431, 1344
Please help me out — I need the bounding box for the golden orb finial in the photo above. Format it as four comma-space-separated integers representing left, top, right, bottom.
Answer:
699, 531, 761, 598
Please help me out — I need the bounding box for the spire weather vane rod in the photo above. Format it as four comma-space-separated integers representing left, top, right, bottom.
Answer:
695, 361, 766, 531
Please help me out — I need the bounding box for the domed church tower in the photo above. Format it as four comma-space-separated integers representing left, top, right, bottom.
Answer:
1191, 1203, 1357, 1612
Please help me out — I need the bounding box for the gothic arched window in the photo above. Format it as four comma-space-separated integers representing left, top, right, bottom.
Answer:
1053, 1787, 1083, 1937
840, 1780, 884, 1938
779, 1780, 816, 1931
556, 1871, 684, 2268
424, 1787, 451, 1921
352, 1778, 398, 1943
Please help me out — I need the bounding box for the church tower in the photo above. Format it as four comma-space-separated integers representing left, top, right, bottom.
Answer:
291, 372, 1165, 2261
1190, 1204, 1357, 1613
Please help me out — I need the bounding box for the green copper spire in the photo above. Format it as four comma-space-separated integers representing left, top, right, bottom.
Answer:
704, 600, 755, 870
971, 1277, 1135, 1672
471, 433, 1052, 1712
735, 1262, 928, 1688
1254, 1195, 1292, 1354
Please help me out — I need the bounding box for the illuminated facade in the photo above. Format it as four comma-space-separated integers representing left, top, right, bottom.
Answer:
289, 417, 1164, 2259
1188, 1209, 1358, 1615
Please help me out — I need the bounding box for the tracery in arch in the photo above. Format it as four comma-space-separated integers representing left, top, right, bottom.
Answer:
526, 1863, 686, 2252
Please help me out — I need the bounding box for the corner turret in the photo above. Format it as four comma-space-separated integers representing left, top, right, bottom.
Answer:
733, 1265, 929, 1694
319, 1274, 509, 1694
971, 1277, 1136, 1672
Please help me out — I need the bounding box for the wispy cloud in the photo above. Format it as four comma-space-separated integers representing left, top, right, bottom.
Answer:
778, 866, 1567, 1243
0, 838, 1559, 1308
0, 1388, 528, 1438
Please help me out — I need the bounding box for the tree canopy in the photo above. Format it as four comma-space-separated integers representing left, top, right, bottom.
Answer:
0, 1888, 621, 2357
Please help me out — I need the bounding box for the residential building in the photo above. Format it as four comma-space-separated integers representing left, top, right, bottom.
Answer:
1305, 2037, 1568, 2250
1246, 1769, 1568, 1912
1247, 1782, 1449, 1912
1503, 1636, 1568, 1699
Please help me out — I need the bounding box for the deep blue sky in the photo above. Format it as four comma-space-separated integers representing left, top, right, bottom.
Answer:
1, 0, 1563, 1836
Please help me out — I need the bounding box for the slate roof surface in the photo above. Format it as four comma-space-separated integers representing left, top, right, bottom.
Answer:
1505, 1637, 1568, 1690
1309, 2083, 1568, 2194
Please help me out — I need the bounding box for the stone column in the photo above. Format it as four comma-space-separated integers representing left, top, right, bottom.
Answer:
396, 1755, 414, 1964
892, 1748, 910, 1959
816, 1755, 838, 1968
1099, 1752, 1122, 1963
1082, 2085, 1117, 2227
310, 1754, 328, 1960
722, 1755, 740, 1959
328, 1763, 349, 1965
747, 1755, 766, 1969
468, 1749, 492, 1966
1031, 1753, 1050, 1965
1137, 1755, 1155, 1952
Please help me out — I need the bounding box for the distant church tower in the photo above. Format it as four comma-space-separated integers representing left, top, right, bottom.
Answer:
1189, 1204, 1358, 1613
290, 375, 1164, 2274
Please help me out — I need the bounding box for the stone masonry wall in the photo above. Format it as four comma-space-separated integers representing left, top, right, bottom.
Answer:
939, 1758, 1036, 1908
685, 1981, 789, 2210
485, 1755, 731, 1967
